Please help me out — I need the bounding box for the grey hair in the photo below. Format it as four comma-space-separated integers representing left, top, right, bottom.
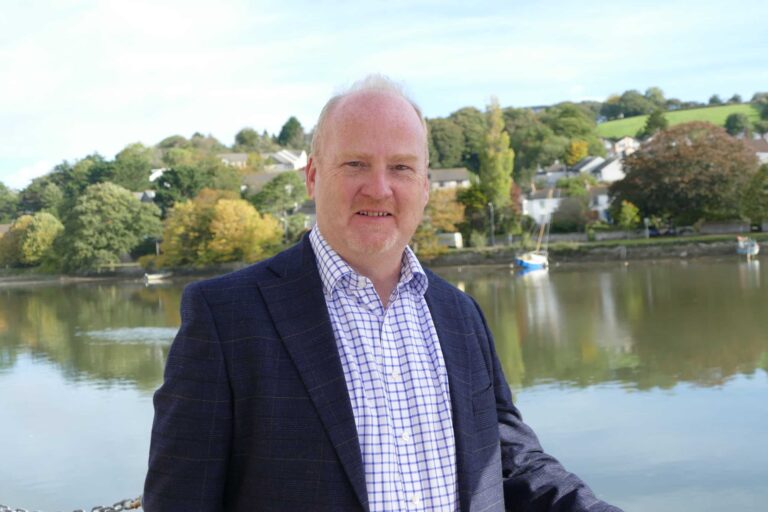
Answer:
310, 74, 429, 162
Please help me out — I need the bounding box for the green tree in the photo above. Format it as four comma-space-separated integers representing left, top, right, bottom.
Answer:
234, 127, 279, 152
427, 118, 464, 168
0, 215, 33, 266
456, 183, 489, 237
153, 158, 240, 216
113, 143, 154, 191
709, 94, 723, 105
600, 95, 622, 120
249, 171, 307, 217
728, 94, 742, 104
556, 174, 597, 197
58, 183, 162, 272
479, 99, 514, 209
753, 120, 768, 136
551, 197, 591, 232
725, 113, 750, 136
617, 200, 641, 230
277, 116, 305, 149
644, 87, 666, 108
503, 108, 568, 185
617, 90, 655, 117
541, 103, 605, 156
639, 108, 669, 139
448, 107, 487, 172
0, 182, 18, 222
0, 212, 63, 267
610, 122, 759, 224
741, 164, 768, 224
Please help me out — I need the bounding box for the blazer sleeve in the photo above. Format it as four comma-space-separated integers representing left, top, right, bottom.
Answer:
143, 282, 233, 512
468, 297, 623, 512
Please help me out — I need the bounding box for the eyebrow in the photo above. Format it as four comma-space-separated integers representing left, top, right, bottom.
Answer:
337, 152, 421, 162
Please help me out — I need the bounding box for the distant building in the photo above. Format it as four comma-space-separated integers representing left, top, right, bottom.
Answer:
522, 186, 613, 224
218, 153, 249, 169
744, 137, 768, 164
264, 150, 308, 172
428, 167, 470, 190
590, 158, 625, 183
132, 190, 156, 203
607, 136, 641, 158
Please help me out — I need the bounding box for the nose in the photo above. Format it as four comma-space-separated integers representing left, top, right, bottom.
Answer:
360, 164, 393, 200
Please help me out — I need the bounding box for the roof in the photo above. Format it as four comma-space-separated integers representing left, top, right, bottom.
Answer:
591, 157, 620, 174
571, 156, 605, 173
218, 153, 249, 163
428, 167, 470, 182
744, 138, 768, 153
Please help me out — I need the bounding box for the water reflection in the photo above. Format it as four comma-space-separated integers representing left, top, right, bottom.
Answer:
0, 282, 183, 391
436, 259, 768, 391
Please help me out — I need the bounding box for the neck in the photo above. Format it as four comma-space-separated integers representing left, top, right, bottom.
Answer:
346, 252, 402, 308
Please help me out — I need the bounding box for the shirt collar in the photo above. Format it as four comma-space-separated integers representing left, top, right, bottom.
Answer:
309, 225, 428, 297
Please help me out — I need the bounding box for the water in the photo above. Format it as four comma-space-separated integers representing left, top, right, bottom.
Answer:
1, 259, 766, 511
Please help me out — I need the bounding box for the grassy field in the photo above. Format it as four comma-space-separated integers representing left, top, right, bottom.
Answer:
596, 104, 761, 139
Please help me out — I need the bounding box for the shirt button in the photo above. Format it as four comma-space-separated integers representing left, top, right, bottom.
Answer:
401, 430, 411, 442
410, 494, 421, 506
390, 369, 401, 381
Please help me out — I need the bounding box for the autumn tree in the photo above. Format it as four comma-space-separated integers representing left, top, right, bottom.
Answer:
0, 215, 33, 266
610, 122, 759, 224
616, 200, 641, 230
565, 140, 589, 167
57, 182, 162, 272
412, 188, 465, 259
162, 188, 281, 266
479, 98, 514, 209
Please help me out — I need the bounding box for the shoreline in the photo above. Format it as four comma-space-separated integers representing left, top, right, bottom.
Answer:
1, 236, 763, 286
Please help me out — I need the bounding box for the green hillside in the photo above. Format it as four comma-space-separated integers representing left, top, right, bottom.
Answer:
596, 104, 761, 139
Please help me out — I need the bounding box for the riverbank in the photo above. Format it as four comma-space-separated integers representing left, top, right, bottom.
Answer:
427, 233, 768, 267
2, 234, 765, 286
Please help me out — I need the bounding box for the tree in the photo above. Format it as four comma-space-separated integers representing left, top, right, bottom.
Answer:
728, 94, 742, 104
610, 122, 759, 224
753, 120, 768, 137
426, 188, 465, 232
162, 189, 281, 266
0, 215, 33, 266
616, 90, 655, 117
644, 87, 666, 108
277, 116, 305, 149
556, 174, 597, 198
113, 143, 154, 191
249, 171, 307, 217
153, 158, 240, 215
58, 182, 162, 272
0, 182, 18, 222
565, 140, 589, 167
503, 108, 568, 185
448, 107, 487, 172
456, 183, 489, 237
725, 113, 750, 136
479, 99, 514, 209
17, 212, 64, 266
709, 94, 723, 105
427, 118, 464, 168
551, 197, 591, 233
616, 200, 641, 230
541, 103, 605, 156
600, 95, 622, 120
639, 108, 669, 139
741, 164, 768, 224
235, 127, 280, 153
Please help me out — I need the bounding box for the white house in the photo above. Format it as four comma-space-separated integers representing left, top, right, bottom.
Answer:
590, 158, 625, 183
428, 167, 471, 190
265, 150, 308, 171
522, 186, 613, 225
608, 136, 641, 158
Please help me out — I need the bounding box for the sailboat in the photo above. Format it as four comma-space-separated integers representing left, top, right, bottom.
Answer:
515, 190, 552, 271
736, 236, 759, 260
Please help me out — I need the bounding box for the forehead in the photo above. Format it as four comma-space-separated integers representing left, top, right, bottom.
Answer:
324, 91, 427, 155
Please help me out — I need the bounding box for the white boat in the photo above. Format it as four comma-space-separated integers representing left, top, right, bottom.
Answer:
143, 272, 172, 285
515, 190, 552, 271
736, 236, 759, 259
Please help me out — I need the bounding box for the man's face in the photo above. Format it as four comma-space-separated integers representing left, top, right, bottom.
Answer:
306, 91, 429, 265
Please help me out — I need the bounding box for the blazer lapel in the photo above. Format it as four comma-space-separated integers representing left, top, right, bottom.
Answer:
259, 237, 369, 511
425, 275, 474, 512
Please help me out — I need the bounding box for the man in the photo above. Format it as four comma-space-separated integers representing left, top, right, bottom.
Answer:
144, 76, 622, 511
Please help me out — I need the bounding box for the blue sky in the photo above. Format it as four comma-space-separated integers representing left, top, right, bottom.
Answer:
2, 0, 767, 189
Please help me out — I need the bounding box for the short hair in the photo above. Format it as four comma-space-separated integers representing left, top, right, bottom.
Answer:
310, 74, 429, 162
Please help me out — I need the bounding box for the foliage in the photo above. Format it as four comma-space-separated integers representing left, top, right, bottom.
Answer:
565, 140, 589, 167
709, 94, 723, 105
725, 113, 750, 135
600, 90, 656, 120
113, 143, 154, 191
0, 215, 33, 266
277, 116, 305, 149
728, 94, 742, 104
411, 221, 446, 260
610, 122, 759, 224
162, 189, 281, 266
556, 174, 597, 198
551, 197, 591, 233
249, 171, 307, 217
741, 164, 768, 223
0, 182, 18, 222
57, 183, 162, 272
426, 188, 465, 232
616, 200, 641, 230
152, 158, 241, 215
753, 120, 768, 136
597, 104, 761, 139
456, 183, 489, 237
17, 212, 64, 266
427, 118, 464, 168
448, 107, 487, 172
234, 127, 279, 153
503, 108, 568, 185
639, 109, 668, 139
541, 103, 604, 156
644, 87, 666, 108
478, 98, 514, 209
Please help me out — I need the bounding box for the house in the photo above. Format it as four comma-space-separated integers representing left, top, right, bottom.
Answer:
428, 167, 470, 190
132, 190, 156, 203
218, 153, 249, 169
264, 150, 308, 172
588, 186, 612, 222
522, 186, 613, 225
744, 137, 768, 164
608, 136, 641, 158
590, 158, 625, 183
533, 162, 568, 187
571, 156, 606, 175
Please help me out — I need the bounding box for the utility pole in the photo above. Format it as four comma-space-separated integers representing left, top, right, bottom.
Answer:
488, 202, 495, 246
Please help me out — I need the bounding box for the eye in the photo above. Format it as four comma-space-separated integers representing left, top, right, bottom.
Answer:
393, 164, 413, 171
344, 161, 365, 168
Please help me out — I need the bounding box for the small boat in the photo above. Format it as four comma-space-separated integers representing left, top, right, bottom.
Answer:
515, 190, 552, 271
143, 272, 172, 285
736, 236, 759, 259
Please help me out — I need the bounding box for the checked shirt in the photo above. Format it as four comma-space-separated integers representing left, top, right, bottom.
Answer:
310, 227, 458, 512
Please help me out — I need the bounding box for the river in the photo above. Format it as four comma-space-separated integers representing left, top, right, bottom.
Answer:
1, 257, 766, 511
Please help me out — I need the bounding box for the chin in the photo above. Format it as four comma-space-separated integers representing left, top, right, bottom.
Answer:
347, 232, 401, 256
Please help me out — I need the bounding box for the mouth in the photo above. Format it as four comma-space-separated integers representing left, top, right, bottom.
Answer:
356, 210, 392, 217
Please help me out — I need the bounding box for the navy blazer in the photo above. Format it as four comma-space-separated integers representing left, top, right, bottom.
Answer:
144, 236, 621, 511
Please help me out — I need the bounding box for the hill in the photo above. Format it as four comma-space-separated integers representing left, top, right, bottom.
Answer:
596, 104, 761, 139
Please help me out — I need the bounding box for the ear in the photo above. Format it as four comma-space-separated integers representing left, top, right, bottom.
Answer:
305, 157, 317, 199
421, 169, 430, 208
